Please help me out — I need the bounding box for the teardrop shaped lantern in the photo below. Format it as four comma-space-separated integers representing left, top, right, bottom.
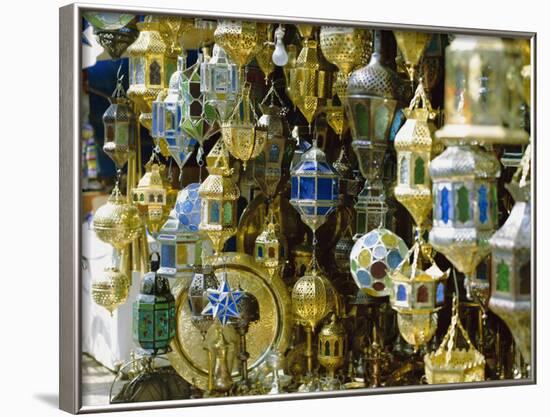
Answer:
84, 13, 137, 60
320, 26, 372, 101
255, 24, 275, 81
214, 20, 264, 69
92, 266, 130, 315
393, 30, 432, 82
220, 83, 268, 170
288, 34, 333, 126
198, 140, 241, 254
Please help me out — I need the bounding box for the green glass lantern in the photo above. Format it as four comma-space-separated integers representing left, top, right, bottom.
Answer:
489, 153, 531, 364
133, 255, 176, 355
345, 31, 399, 237
181, 49, 220, 147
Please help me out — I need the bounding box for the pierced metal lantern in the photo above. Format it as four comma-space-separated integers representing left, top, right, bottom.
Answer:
390, 246, 448, 348
200, 44, 240, 122
292, 270, 338, 331
319, 26, 372, 101
429, 145, 500, 306
181, 49, 219, 147
394, 83, 437, 227
317, 314, 346, 380
102, 78, 136, 169
324, 99, 347, 141
221, 84, 268, 170
214, 20, 265, 69
334, 228, 354, 274
188, 266, 219, 337
133, 259, 176, 355
84, 12, 138, 60
290, 140, 339, 232
424, 297, 485, 384
255, 210, 288, 279
92, 266, 130, 315
288, 36, 332, 125
127, 17, 169, 118
345, 34, 399, 237
350, 227, 409, 298
157, 16, 194, 59
489, 178, 531, 364
255, 24, 275, 81
151, 56, 196, 167
132, 162, 168, 235
93, 184, 142, 250
198, 140, 240, 254
435, 35, 528, 146
393, 31, 431, 82
253, 102, 289, 199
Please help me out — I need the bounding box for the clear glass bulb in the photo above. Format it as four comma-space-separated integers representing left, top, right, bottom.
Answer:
272, 25, 288, 66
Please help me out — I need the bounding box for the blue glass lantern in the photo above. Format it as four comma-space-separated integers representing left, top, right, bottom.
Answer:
151, 56, 196, 168
133, 255, 176, 355
290, 140, 339, 232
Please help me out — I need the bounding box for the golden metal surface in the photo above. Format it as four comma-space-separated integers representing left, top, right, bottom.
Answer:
168, 252, 292, 391
91, 266, 130, 314
214, 20, 265, 68
393, 31, 431, 80
320, 26, 371, 76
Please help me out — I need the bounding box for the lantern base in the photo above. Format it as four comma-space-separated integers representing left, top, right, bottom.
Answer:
396, 311, 438, 350
489, 298, 531, 364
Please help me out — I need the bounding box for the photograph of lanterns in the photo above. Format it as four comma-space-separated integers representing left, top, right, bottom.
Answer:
79, 11, 533, 407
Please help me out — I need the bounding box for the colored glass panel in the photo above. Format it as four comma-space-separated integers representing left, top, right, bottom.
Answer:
396, 284, 407, 301
355, 103, 369, 137
457, 185, 470, 222
223, 202, 233, 226
210, 202, 220, 223
161, 244, 175, 268
299, 177, 315, 200
414, 157, 425, 185
441, 186, 450, 223
497, 261, 510, 292
317, 178, 334, 200
478, 185, 488, 223
436, 282, 445, 303
417, 285, 429, 303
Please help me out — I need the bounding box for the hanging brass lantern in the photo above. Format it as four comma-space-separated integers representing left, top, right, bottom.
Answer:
198, 140, 241, 254
127, 17, 170, 125
214, 20, 265, 70
102, 75, 136, 169
200, 44, 240, 122
394, 83, 437, 227
256, 24, 276, 81
429, 145, 500, 306
93, 184, 142, 250
393, 31, 432, 82
436, 35, 528, 146
157, 16, 194, 59
221, 83, 268, 170
389, 244, 449, 349
132, 161, 168, 235
489, 149, 531, 364
91, 266, 130, 315
288, 34, 333, 126
255, 209, 288, 279
424, 297, 486, 384
324, 98, 347, 141
317, 314, 346, 382
83, 13, 137, 60
320, 27, 372, 101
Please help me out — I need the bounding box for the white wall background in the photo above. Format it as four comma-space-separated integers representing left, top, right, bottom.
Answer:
0, 0, 547, 415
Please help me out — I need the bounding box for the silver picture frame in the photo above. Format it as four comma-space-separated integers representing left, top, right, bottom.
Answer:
60, 2, 537, 414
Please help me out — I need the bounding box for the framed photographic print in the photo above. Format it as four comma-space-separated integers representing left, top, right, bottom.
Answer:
59, 2, 536, 413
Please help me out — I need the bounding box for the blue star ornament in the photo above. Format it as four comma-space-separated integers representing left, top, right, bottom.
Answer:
201, 275, 244, 325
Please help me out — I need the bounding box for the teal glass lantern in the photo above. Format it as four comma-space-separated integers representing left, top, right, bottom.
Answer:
290, 139, 339, 232
133, 255, 176, 355
181, 49, 219, 147
200, 44, 240, 121
429, 145, 500, 307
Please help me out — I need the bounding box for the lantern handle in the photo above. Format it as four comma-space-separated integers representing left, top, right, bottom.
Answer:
112, 64, 127, 99
513, 143, 531, 187
406, 81, 436, 119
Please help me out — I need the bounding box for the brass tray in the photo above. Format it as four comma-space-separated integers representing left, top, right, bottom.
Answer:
168, 252, 292, 390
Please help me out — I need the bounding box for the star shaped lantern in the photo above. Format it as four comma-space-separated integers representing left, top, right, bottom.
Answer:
201, 273, 243, 325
